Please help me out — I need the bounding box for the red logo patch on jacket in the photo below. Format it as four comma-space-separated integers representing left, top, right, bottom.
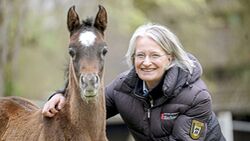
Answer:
160, 112, 179, 120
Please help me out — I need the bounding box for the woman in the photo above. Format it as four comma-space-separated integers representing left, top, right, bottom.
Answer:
43, 23, 225, 141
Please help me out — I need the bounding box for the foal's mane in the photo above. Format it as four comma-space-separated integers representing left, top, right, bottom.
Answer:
69, 18, 94, 36
82, 18, 94, 27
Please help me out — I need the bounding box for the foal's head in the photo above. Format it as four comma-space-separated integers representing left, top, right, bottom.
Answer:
67, 5, 108, 101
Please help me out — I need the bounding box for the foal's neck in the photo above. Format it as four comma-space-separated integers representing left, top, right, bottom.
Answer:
65, 66, 106, 128
65, 86, 106, 124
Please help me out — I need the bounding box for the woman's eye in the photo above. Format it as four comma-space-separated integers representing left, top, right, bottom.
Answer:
135, 54, 145, 59
151, 54, 160, 58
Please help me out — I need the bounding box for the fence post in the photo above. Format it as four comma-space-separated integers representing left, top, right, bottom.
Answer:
217, 111, 234, 141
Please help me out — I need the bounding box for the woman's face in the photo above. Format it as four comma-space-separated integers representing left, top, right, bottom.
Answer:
134, 36, 172, 90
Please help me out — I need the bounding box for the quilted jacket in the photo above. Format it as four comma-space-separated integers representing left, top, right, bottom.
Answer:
105, 55, 225, 141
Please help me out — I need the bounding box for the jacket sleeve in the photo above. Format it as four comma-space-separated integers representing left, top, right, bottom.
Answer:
169, 90, 212, 141
105, 77, 120, 119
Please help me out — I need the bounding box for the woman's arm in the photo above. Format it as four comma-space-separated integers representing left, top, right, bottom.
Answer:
170, 90, 212, 141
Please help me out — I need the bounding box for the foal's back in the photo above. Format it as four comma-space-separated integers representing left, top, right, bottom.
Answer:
0, 96, 70, 141
0, 96, 42, 140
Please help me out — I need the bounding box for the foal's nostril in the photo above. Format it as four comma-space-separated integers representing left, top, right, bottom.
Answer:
89, 74, 99, 86
95, 75, 99, 83
93, 74, 98, 83
80, 75, 88, 88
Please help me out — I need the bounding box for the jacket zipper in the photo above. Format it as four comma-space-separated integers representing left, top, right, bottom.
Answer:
148, 96, 154, 139
134, 93, 153, 118
147, 97, 153, 118
147, 109, 151, 118
134, 92, 154, 139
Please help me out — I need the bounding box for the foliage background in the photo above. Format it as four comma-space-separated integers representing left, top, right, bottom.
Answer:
0, 0, 249, 113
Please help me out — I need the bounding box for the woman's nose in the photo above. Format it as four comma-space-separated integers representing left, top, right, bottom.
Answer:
142, 56, 152, 65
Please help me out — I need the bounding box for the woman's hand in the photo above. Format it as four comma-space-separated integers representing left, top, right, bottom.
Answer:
42, 93, 66, 117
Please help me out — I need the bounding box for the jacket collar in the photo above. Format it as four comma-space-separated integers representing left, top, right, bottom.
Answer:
162, 53, 202, 99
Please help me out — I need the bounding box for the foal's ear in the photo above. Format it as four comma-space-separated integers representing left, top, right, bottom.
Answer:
94, 5, 107, 34
67, 6, 81, 33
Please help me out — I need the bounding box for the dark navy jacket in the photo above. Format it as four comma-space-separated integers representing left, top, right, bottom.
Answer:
105, 56, 225, 141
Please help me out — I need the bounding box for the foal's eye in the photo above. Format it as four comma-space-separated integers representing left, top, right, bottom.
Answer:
69, 47, 76, 58
101, 47, 108, 57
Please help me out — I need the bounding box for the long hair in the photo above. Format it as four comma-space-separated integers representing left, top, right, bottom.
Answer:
125, 23, 195, 74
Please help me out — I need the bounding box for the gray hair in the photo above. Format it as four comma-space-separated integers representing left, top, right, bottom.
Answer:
125, 23, 195, 74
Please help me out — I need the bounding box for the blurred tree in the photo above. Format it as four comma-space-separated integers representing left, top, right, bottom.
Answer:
0, 0, 27, 96
0, 0, 5, 96
238, 0, 250, 65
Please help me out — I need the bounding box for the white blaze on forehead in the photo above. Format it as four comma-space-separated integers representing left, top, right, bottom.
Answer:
79, 31, 96, 47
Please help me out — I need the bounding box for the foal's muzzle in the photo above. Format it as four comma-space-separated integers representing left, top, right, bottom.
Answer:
79, 73, 100, 99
